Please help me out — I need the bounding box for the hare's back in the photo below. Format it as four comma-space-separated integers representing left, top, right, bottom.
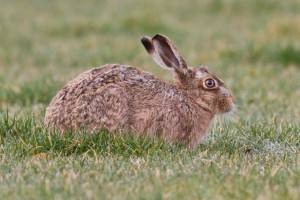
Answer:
44, 64, 158, 130
48, 64, 158, 109
88, 64, 158, 85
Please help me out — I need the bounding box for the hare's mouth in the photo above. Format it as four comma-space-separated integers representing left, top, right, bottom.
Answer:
219, 97, 235, 114
227, 99, 236, 113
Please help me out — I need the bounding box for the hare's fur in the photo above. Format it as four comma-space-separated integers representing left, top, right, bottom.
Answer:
45, 34, 234, 148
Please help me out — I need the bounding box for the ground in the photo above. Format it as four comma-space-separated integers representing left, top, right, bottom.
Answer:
0, 0, 299, 199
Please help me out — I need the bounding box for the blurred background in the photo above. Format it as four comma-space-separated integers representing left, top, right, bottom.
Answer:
0, 0, 299, 121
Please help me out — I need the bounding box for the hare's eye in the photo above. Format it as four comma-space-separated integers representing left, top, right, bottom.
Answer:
204, 78, 216, 88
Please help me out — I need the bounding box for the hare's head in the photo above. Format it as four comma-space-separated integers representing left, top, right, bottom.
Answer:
141, 34, 235, 115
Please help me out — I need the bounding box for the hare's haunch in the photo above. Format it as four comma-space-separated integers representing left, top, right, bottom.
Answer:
44, 34, 235, 148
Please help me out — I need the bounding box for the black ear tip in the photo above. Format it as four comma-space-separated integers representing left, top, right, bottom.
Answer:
153, 34, 168, 44
140, 36, 149, 44
141, 36, 154, 54
153, 34, 161, 40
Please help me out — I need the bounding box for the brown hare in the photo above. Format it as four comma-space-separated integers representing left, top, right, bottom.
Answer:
44, 34, 235, 148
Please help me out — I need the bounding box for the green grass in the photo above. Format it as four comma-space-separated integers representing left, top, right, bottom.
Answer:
0, 0, 299, 199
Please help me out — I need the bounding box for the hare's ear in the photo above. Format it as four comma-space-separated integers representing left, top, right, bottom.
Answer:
141, 34, 188, 74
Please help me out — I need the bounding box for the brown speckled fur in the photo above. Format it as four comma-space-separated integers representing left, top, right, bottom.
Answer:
44, 34, 235, 148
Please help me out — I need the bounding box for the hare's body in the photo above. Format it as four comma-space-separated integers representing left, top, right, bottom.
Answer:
45, 64, 212, 145
45, 34, 234, 147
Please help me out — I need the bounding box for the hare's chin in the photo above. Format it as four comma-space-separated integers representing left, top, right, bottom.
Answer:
225, 102, 236, 114
219, 101, 235, 114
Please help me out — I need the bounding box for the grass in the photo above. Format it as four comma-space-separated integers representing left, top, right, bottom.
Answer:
0, 0, 300, 199
0, 113, 299, 199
